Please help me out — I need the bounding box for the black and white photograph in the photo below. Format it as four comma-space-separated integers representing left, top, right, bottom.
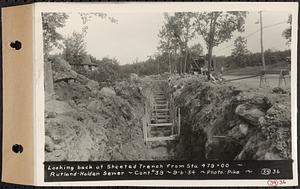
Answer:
39, 2, 297, 185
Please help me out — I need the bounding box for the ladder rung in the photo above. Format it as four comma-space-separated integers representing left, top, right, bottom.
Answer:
151, 116, 170, 119
152, 111, 170, 114
154, 97, 166, 100
149, 123, 172, 127
146, 135, 178, 142
152, 115, 170, 118
154, 107, 169, 109
152, 120, 170, 123
152, 114, 170, 117
155, 104, 168, 106
151, 118, 170, 121
153, 109, 170, 112
156, 101, 167, 103
155, 101, 167, 105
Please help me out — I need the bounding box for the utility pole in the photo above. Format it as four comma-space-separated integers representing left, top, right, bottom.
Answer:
260, 11, 266, 71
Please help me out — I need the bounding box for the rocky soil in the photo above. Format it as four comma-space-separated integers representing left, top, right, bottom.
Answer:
45, 57, 151, 161
169, 74, 291, 160
45, 57, 292, 161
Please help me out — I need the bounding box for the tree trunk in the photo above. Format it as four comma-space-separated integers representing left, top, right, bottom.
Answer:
207, 14, 218, 80
184, 49, 188, 74
179, 55, 182, 75
207, 21, 213, 80
175, 56, 181, 75
168, 52, 172, 74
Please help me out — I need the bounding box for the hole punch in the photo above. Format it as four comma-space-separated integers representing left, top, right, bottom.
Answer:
12, 144, 23, 153
10, 40, 22, 50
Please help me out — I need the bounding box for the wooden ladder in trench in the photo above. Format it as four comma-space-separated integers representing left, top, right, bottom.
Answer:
143, 90, 181, 143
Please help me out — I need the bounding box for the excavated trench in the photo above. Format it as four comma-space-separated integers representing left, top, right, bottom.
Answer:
45, 59, 291, 161
144, 76, 241, 160
168, 75, 291, 160
143, 77, 178, 160
143, 74, 291, 161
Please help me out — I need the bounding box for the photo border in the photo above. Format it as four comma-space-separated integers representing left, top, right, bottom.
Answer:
33, 2, 299, 187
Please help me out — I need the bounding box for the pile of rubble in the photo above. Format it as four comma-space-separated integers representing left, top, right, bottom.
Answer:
169, 75, 291, 160
45, 57, 150, 161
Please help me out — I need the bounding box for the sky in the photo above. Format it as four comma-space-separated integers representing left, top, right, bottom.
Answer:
56, 11, 291, 65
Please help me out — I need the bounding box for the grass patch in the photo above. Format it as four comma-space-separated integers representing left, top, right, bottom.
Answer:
224, 61, 290, 76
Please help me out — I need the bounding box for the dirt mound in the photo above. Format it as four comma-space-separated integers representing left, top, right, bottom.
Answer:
45, 60, 150, 161
170, 75, 291, 160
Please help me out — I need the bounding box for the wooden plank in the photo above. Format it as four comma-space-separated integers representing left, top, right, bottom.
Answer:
153, 109, 170, 112
153, 119, 170, 123
154, 106, 168, 109
154, 102, 168, 104
152, 115, 170, 118
154, 104, 168, 106
154, 106, 169, 110
151, 119, 170, 123
154, 99, 167, 102
152, 115, 170, 119
154, 96, 166, 98
156, 100, 167, 103
146, 135, 178, 142
151, 116, 170, 119
153, 97, 167, 100
149, 123, 173, 127
152, 111, 169, 113
151, 117, 170, 121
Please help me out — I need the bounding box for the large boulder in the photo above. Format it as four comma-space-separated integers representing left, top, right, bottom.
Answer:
264, 103, 291, 127
51, 56, 72, 72
85, 80, 99, 91
45, 136, 55, 152
235, 104, 265, 126
50, 56, 78, 83
76, 73, 89, 85
272, 87, 288, 94
99, 87, 116, 97
130, 73, 139, 82
67, 127, 94, 161
53, 70, 77, 82
87, 100, 103, 112
259, 103, 291, 159
45, 112, 109, 161
45, 100, 74, 114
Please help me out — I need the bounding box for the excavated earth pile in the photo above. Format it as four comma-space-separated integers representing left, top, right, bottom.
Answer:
45, 58, 151, 161
169, 75, 291, 160
45, 57, 292, 162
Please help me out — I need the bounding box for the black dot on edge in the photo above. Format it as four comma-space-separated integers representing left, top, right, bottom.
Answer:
12, 144, 23, 153
10, 40, 22, 50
